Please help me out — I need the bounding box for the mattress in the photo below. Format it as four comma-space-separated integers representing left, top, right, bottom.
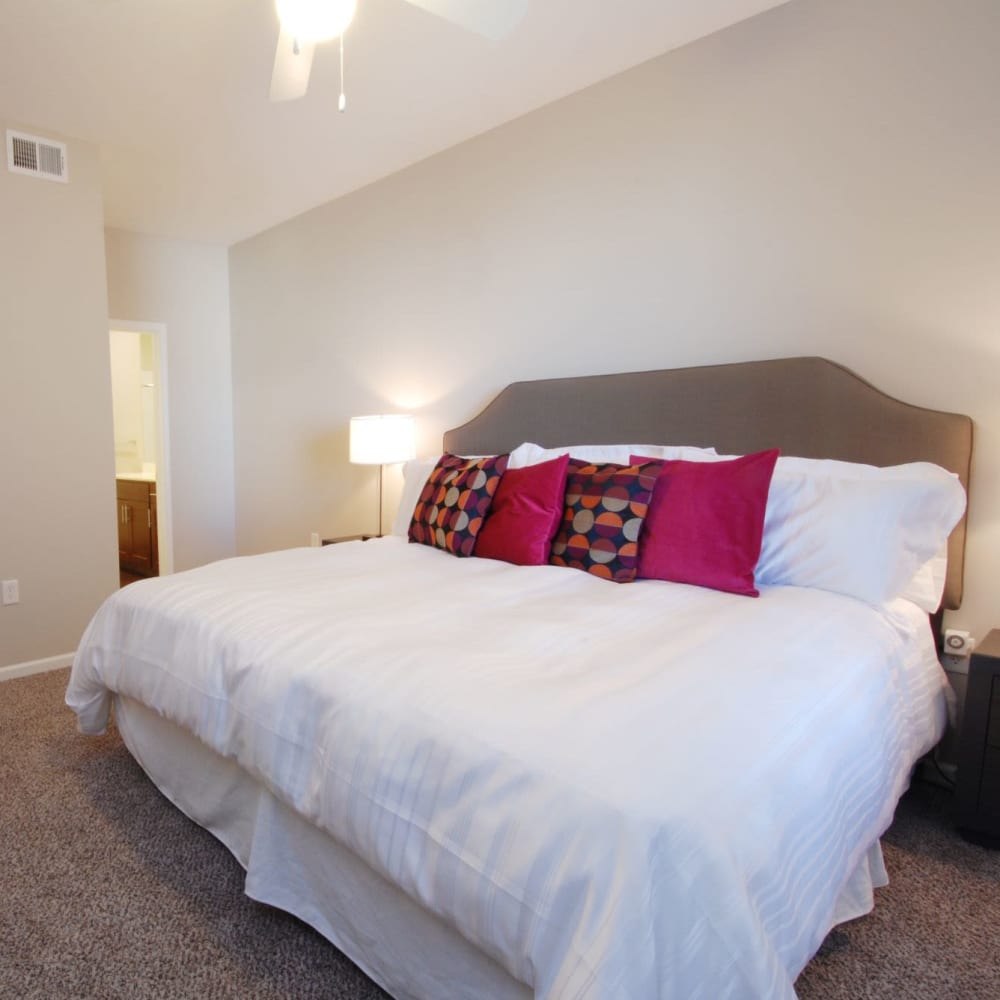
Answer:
67, 536, 949, 999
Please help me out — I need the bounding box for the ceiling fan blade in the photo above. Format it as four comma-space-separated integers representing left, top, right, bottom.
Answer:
269, 24, 316, 102
401, 0, 527, 40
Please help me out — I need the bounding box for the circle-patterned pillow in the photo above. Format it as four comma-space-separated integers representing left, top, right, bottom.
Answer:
408, 453, 509, 556
549, 460, 662, 582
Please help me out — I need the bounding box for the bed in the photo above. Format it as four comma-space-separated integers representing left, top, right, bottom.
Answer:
67, 356, 973, 1000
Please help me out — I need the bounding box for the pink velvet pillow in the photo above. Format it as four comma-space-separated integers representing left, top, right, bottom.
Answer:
630, 449, 779, 597
475, 453, 570, 565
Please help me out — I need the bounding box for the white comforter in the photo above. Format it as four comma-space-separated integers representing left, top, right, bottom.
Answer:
67, 538, 948, 999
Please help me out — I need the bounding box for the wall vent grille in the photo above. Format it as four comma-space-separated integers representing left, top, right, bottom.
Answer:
6, 129, 68, 182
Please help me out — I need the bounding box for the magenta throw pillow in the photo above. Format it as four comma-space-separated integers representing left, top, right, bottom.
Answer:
631, 449, 779, 596
408, 453, 509, 556
475, 453, 570, 565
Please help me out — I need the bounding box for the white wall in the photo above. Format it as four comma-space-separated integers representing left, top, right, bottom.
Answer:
0, 122, 117, 668
109, 329, 145, 474
105, 230, 236, 572
229, 0, 1000, 640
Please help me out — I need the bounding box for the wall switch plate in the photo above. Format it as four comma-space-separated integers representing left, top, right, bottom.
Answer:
2, 579, 19, 605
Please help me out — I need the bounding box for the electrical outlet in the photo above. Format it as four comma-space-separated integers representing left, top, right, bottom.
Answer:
2, 579, 19, 606
941, 629, 975, 675
943, 628, 974, 656
310, 532, 321, 548
943, 653, 970, 675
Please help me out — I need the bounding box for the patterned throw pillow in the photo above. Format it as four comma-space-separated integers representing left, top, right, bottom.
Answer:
549, 460, 661, 582
408, 453, 509, 556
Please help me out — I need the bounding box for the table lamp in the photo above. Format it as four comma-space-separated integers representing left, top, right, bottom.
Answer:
349, 414, 416, 537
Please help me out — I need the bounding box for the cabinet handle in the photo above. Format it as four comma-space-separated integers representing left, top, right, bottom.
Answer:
124, 505, 129, 525
147, 509, 151, 528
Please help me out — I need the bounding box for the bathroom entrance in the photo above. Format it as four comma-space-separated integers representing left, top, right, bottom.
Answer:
108, 323, 173, 585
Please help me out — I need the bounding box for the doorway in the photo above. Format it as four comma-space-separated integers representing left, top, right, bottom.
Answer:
109, 322, 173, 584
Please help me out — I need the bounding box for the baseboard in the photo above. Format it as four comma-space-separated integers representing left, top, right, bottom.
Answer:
0, 653, 75, 682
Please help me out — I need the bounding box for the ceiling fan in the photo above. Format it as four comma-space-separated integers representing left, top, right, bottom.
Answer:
270, 0, 528, 110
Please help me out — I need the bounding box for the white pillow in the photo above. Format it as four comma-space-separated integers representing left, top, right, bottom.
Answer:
391, 457, 440, 537
508, 442, 717, 469
899, 546, 948, 613
755, 458, 965, 606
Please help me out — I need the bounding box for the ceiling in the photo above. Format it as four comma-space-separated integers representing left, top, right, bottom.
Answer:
0, 0, 789, 246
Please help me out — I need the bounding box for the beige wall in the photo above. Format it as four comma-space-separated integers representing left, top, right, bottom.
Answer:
0, 123, 117, 668
109, 329, 150, 475
104, 230, 236, 573
229, 0, 1000, 640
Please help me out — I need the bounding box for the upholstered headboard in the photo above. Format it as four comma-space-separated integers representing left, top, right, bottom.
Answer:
443, 356, 973, 610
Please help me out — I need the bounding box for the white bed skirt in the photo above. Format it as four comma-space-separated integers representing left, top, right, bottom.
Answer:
117, 694, 531, 1000
115, 694, 888, 1000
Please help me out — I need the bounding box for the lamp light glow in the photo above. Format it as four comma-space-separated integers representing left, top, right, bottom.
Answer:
276, 0, 357, 42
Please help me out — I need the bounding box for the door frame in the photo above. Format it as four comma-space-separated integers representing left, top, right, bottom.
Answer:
109, 319, 174, 576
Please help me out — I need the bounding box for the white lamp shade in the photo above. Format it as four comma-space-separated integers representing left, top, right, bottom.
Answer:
349, 414, 416, 465
276, 0, 357, 42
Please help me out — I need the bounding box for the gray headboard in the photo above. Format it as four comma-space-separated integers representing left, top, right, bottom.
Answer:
443, 356, 973, 610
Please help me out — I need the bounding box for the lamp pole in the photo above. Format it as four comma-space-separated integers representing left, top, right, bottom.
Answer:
377, 462, 384, 537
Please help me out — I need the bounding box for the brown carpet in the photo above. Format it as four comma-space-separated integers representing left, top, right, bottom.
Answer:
1, 669, 998, 999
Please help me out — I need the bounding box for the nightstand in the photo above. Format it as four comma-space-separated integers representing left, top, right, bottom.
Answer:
954, 629, 1000, 847
321, 534, 377, 545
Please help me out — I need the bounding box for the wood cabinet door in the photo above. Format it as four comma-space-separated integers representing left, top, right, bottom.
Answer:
124, 499, 153, 575
117, 502, 131, 564
149, 490, 159, 575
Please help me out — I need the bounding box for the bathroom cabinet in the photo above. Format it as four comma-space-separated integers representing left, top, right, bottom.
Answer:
117, 478, 158, 577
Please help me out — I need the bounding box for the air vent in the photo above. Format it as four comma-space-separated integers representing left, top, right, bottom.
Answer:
6, 129, 68, 183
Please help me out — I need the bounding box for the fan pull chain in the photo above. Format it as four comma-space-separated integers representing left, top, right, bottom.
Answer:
338, 32, 347, 112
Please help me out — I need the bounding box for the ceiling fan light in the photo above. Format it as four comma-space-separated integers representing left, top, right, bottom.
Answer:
276, 0, 357, 43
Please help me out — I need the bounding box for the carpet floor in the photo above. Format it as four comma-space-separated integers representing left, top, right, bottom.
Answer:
1, 668, 998, 999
